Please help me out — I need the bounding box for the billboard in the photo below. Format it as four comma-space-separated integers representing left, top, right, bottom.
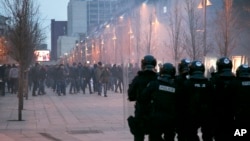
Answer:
34, 50, 50, 62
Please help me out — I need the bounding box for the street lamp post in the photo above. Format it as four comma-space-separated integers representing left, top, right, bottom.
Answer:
112, 34, 117, 64
75, 43, 79, 62
101, 39, 104, 62
128, 27, 133, 64
85, 42, 88, 62
203, 0, 207, 58
80, 40, 83, 62
91, 42, 94, 63
198, 0, 212, 58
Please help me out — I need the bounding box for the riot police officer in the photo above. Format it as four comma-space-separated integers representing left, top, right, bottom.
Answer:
234, 64, 250, 140
139, 63, 177, 141
175, 58, 191, 141
127, 55, 158, 141
183, 61, 213, 141
210, 57, 236, 141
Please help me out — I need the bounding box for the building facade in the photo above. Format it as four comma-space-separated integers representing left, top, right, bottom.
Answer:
53, 0, 131, 61
67, 0, 88, 37
57, 36, 78, 60
51, 19, 67, 60
86, 0, 119, 33
67, 0, 122, 36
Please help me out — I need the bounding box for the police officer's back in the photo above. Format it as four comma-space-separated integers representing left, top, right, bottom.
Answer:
234, 64, 250, 140
210, 57, 236, 141
127, 55, 158, 141
128, 55, 158, 103
139, 63, 177, 141
183, 61, 213, 141
175, 59, 191, 141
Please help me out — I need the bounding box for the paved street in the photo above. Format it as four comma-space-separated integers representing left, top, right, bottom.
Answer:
0, 88, 136, 141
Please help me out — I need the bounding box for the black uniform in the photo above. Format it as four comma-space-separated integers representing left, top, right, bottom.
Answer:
182, 61, 213, 141
210, 57, 236, 141
139, 63, 177, 141
175, 59, 191, 141
127, 55, 158, 141
234, 64, 250, 140
128, 70, 157, 140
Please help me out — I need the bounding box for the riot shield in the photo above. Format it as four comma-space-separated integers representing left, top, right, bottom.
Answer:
122, 60, 136, 128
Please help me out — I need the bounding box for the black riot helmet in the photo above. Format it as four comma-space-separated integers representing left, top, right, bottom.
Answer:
141, 55, 157, 71
236, 64, 250, 78
189, 61, 205, 75
160, 63, 176, 77
178, 59, 191, 75
216, 57, 232, 72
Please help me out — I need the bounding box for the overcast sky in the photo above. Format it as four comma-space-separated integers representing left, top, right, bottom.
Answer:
38, 0, 69, 50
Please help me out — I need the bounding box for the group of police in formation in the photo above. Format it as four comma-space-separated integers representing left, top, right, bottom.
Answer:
127, 55, 250, 141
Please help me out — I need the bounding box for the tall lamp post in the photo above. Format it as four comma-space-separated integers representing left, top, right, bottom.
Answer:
75, 42, 79, 62
91, 42, 95, 63
101, 39, 104, 62
85, 41, 88, 62
198, 0, 212, 58
80, 40, 83, 62
112, 34, 117, 64
128, 27, 133, 64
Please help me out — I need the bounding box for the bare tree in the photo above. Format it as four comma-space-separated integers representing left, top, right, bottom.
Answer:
184, 0, 203, 60
166, 0, 184, 66
233, 0, 250, 28
214, 0, 240, 57
138, 3, 157, 55
235, 0, 250, 55
1, 0, 45, 120
144, 12, 154, 55
134, 7, 142, 64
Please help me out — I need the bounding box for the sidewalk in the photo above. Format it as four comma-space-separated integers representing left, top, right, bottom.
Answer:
0, 87, 135, 141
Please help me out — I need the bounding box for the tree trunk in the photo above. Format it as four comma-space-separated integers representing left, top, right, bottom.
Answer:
24, 70, 28, 100
18, 67, 24, 121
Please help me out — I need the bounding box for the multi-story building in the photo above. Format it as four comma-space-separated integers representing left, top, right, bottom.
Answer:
57, 36, 78, 60
51, 19, 67, 60
67, 0, 88, 37
67, 0, 133, 36
53, 0, 133, 61
86, 0, 118, 34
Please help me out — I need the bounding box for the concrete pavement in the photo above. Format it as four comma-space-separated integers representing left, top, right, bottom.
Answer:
0, 87, 137, 141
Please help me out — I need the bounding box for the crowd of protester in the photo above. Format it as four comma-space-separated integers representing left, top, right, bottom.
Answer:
0, 61, 139, 97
